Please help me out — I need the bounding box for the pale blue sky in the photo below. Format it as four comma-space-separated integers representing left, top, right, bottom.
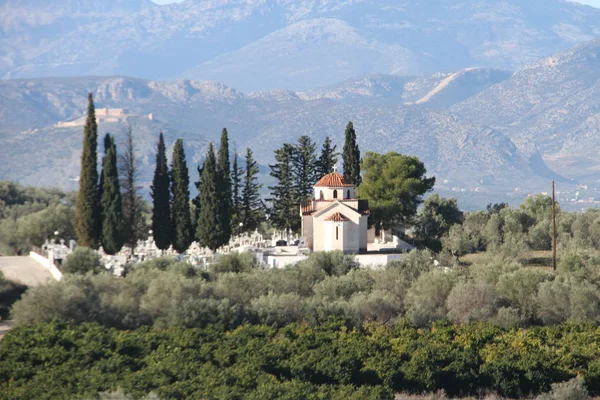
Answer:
152, 0, 600, 7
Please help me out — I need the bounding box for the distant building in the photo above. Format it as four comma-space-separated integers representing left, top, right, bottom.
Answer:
300, 172, 369, 253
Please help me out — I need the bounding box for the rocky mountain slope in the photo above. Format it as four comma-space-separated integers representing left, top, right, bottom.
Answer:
451, 39, 600, 183
0, 70, 553, 207
2, 0, 600, 91
2, 39, 600, 208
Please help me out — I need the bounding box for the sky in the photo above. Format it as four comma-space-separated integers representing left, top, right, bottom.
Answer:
152, 0, 600, 4
152, 0, 600, 7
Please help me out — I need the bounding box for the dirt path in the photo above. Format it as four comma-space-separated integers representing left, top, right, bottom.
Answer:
0, 256, 53, 286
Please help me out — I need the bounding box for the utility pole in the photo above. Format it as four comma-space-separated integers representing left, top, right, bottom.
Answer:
552, 180, 557, 273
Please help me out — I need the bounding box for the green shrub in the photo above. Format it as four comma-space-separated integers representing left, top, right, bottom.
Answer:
61, 247, 103, 275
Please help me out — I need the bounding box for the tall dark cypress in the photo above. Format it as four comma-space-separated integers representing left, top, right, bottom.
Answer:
268, 143, 300, 232
316, 136, 338, 177
241, 148, 263, 232
119, 126, 140, 248
97, 133, 112, 242
230, 151, 243, 231
197, 143, 222, 251
75, 93, 100, 248
151, 133, 171, 250
292, 135, 318, 201
170, 139, 193, 253
192, 164, 203, 229
100, 134, 124, 255
217, 128, 232, 245
342, 121, 362, 185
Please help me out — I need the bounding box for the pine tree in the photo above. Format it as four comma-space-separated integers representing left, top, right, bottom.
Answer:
75, 93, 100, 248
230, 151, 243, 231
316, 136, 338, 177
170, 139, 193, 253
240, 148, 263, 232
342, 121, 362, 185
197, 143, 222, 251
268, 143, 300, 232
151, 133, 171, 250
100, 134, 124, 255
216, 128, 232, 245
292, 135, 318, 201
119, 126, 141, 248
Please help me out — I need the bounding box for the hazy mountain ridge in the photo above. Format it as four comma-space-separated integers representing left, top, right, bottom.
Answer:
2, 39, 600, 207
0, 71, 550, 203
2, 0, 600, 91
450, 39, 600, 182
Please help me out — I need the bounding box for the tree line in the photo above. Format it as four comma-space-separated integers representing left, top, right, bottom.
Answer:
1, 319, 598, 399
74, 94, 372, 254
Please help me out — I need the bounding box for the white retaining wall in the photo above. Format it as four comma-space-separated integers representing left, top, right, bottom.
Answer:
29, 251, 63, 281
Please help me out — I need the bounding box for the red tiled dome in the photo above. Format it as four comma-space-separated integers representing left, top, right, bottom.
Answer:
314, 172, 354, 187
324, 212, 350, 222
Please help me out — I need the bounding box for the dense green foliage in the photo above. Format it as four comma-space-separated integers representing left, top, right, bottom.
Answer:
13, 241, 600, 332
0, 271, 26, 319
269, 143, 300, 232
3, 320, 600, 399
230, 151, 243, 231
150, 133, 171, 250
100, 134, 124, 255
442, 194, 568, 259
119, 126, 142, 248
414, 194, 463, 246
293, 135, 318, 201
217, 129, 233, 246
0, 181, 76, 255
170, 139, 193, 253
196, 143, 223, 251
342, 121, 361, 186
240, 148, 263, 232
60, 247, 103, 275
75, 93, 100, 249
358, 152, 435, 230
316, 136, 338, 177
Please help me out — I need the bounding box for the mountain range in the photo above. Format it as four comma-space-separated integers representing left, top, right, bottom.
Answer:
2, 38, 600, 209
2, 0, 600, 209
2, 0, 600, 91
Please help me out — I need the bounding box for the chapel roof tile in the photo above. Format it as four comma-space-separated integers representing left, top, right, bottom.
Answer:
324, 212, 350, 222
314, 172, 354, 187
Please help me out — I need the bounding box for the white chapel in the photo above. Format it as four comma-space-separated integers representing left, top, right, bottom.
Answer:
300, 172, 369, 253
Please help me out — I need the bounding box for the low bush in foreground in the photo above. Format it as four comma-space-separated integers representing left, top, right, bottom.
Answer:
2, 321, 600, 399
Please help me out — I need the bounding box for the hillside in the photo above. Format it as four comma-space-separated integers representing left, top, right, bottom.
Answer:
0, 74, 550, 209
451, 39, 600, 184
2, 0, 600, 91
3, 39, 600, 208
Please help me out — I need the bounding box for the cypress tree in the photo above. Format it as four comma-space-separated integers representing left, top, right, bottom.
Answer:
230, 151, 243, 231
192, 164, 203, 229
292, 135, 318, 201
316, 136, 338, 177
151, 133, 171, 250
216, 128, 232, 245
100, 134, 124, 255
240, 148, 263, 232
342, 121, 362, 185
170, 139, 193, 253
97, 133, 112, 243
197, 143, 222, 251
268, 143, 300, 232
75, 93, 100, 248
119, 126, 141, 248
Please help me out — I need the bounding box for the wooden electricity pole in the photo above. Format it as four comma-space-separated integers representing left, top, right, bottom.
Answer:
552, 180, 557, 273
